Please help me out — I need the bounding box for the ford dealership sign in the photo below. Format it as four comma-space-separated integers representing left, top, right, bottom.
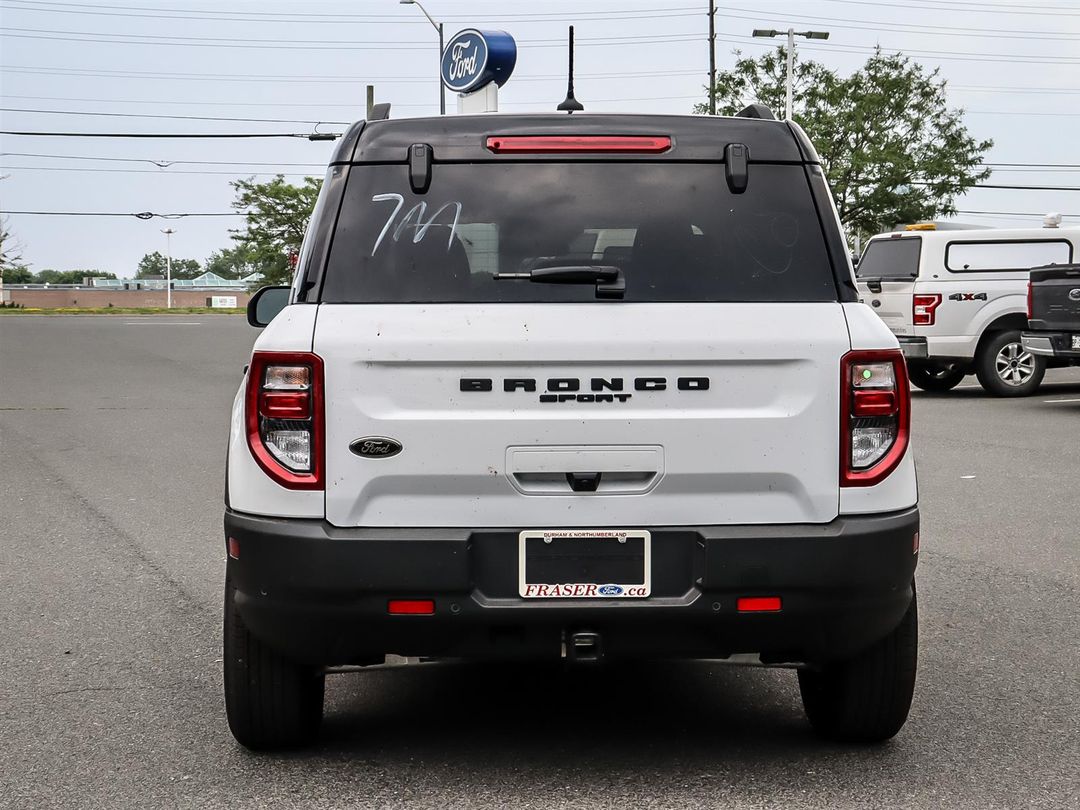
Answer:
440, 29, 517, 93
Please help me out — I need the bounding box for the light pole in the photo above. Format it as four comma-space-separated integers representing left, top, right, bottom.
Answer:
708, 1, 717, 115
751, 28, 829, 120
399, 0, 445, 115
161, 228, 175, 309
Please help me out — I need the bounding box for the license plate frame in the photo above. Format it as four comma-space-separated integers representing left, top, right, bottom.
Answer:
518, 529, 651, 598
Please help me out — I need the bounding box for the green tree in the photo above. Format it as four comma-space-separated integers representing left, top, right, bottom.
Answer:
0, 216, 29, 281
136, 251, 202, 280
696, 48, 992, 237
203, 244, 287, 282
35, 269, 117, 284
1, 265, 33, 284
230, 175, 322, 286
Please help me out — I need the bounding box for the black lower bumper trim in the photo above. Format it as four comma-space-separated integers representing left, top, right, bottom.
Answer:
225, 507, 919, 666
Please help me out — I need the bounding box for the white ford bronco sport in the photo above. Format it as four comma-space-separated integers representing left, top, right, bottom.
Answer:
224, 111, 920, 750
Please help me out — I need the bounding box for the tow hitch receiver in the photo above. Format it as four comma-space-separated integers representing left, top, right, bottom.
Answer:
565, 630, 604, 663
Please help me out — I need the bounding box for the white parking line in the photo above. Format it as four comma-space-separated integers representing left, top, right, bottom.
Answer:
123, 322, 202, 325
1043, 398, 1080, 404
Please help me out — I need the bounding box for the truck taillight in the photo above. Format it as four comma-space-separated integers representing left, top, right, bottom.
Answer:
1027, 281, 1033, 321
841, 350, 910, 487
245, 351, 324, 490
912, 294, 941, 326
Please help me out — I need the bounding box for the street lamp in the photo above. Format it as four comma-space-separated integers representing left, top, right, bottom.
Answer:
161, 228, 175, 309
752, 28, 829, 120
399, 0, 445, 115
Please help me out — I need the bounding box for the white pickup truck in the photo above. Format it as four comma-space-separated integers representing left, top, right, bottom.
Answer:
855, 225, 1079, 395
223, 111, 920, 749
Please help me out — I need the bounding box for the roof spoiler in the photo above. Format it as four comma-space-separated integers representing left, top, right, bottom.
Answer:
735, 104, 776, 121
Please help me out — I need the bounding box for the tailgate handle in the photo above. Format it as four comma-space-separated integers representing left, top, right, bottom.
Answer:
865, 277, 883, 293
566, 472, 602, 492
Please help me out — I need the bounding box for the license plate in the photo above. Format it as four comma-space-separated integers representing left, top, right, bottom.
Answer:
1072, 335, 1080, 350
518, 530, 651, 598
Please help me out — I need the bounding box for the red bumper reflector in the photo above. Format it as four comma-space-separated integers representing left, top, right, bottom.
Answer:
485, 135, 672, 154
737, 596, 782, 613
852, 389, 898, 417
259, 391, 311, 419
227, 537, 240, 560
388, 599, 435, 615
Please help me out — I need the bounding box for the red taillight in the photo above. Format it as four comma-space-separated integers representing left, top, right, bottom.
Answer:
913, 294, 941, 326
485, 135, 672, 154
388, 599, 435, 615
227, 537, 240, 560
737, 596, 782, 613
259, 391, 311, 420
852, 389, 897, 417
1027, 281, 1033, 321
245, 351, 324, 490
841, 350, 910, 487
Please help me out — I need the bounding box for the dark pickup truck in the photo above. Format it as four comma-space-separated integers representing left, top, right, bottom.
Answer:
1022, 264, 1080, 364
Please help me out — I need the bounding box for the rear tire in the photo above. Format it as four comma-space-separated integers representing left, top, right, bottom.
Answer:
908, 361, 966, 392
798, 587, 918, 743
223, 575, 325, 750
974, 330, 1046, 397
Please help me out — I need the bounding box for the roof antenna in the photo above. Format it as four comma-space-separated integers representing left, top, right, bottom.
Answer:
557, 26, 585, 113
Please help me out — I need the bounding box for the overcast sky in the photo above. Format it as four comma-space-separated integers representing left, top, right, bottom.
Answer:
2, 0, 1079, 277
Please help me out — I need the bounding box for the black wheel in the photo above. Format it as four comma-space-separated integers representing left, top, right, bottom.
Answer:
974, 330, 1046, 397
223, 575, 324, 750
798, 587, 918, 743
908, 361, 966, 392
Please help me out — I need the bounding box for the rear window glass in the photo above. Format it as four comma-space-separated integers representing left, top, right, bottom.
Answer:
320, 163, 837, 303
945, 239, 1072, 272
857, 237, 921, 279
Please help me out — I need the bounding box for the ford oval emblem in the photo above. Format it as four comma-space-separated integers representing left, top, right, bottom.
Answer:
440, 29, 517, 94
349, 437, 402, 459
1069, 288, 1080, 302
598, 584, 624, 596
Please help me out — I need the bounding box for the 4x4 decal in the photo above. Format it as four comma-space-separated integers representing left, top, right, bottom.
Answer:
947, 292, 988, 301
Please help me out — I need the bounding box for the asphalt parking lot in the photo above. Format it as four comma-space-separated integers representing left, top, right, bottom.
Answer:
1, 315, 1077, 809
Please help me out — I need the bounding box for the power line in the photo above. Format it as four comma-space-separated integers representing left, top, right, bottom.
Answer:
823, 0, 1080, 17
0, 131, 341, 139
2, 165, 315, 177
3, 0, 703, 23
1, 210, 244, 218
0, 107, 351, 126
716, 4, 1080, 40
0, 152, 325, 168
956, 209, 1080, 217
7, 26, 1080, 63
984, 163, 1080, 169
0, 26, 708, 50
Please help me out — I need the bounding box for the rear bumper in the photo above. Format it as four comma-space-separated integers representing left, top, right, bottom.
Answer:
897, 336, 928, 359
224, 507, 920, 666
1022, 331, 1080, 359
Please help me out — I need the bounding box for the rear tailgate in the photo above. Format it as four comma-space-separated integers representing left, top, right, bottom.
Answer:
316, 303, 849, 528
1029, 263, 1080, 330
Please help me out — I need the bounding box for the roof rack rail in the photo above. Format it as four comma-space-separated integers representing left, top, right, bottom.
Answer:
368, 103, 392, 122
735, 104, 776, 121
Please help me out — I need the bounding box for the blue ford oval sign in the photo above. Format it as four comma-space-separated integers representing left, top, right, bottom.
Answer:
441, 29, 517, 93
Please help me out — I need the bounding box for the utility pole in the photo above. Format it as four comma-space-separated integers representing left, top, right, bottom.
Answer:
752, 28, 830, 120
785, 28, 795, 124
708, 1, 717, 115
161, 228, 175, 309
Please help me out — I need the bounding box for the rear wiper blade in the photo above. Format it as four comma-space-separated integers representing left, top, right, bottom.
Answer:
493, 265, 625, 299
